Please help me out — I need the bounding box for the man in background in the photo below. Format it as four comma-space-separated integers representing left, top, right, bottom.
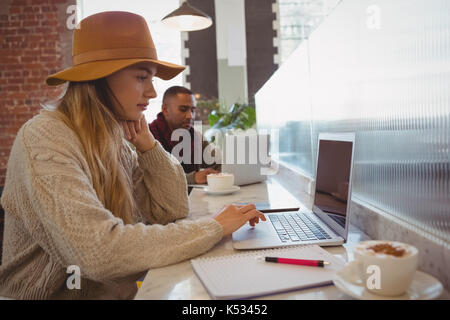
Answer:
149, 86, 220, 184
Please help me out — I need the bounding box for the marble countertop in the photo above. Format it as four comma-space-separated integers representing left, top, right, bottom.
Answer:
134, 180, 374, 300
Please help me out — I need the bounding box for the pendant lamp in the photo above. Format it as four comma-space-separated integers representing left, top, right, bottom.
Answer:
161, 0, 213, 32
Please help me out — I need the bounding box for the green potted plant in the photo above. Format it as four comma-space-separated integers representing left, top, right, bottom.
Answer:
205, 103, 256, 143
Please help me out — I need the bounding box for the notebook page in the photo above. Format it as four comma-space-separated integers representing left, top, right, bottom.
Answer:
191, 245, 345, 299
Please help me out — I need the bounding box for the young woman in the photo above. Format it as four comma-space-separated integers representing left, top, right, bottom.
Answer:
0, 11, 265, 299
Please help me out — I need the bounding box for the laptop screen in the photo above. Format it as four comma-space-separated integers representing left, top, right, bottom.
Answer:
313, 139, 354, 233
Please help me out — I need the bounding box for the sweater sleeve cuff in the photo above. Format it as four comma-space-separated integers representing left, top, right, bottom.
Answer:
186, 171, 196, 185
198, 217, 224, 243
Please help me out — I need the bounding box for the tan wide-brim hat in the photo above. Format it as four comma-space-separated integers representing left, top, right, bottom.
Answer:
46, 11, 185, 86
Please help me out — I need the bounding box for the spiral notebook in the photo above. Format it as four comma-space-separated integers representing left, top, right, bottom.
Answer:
191, 245, 345, 299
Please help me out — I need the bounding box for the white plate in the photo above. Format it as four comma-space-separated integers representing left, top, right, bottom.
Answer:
204, 185, 240, 195
333, 263, 444, 300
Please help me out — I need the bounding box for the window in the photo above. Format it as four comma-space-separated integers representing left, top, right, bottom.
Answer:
256, 0, 450, 242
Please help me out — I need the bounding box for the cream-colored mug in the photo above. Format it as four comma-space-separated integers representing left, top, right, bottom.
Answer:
206, 172, 234, 190
347, 240, 419, 296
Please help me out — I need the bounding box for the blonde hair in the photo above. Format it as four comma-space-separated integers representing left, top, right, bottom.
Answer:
54, 80, 136, 224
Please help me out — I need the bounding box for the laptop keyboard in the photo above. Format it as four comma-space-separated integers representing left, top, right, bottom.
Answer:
268, 212, 333, 242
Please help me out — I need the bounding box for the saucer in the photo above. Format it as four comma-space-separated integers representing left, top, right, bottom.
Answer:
333, 263, 444, 300
204, 185, 240, 195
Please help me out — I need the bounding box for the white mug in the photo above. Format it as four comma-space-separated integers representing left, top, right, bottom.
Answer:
348, 240, 419, 296
206, 173, 234, 190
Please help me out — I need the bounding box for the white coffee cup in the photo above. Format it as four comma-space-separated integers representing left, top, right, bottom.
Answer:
348, 240, 419, 296
206, 173, 234, 190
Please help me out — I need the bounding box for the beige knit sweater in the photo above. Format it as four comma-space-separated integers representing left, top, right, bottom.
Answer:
0, 109, 223, 300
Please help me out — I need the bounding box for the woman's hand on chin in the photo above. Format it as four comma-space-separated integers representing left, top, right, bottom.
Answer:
120, 114, 157, 152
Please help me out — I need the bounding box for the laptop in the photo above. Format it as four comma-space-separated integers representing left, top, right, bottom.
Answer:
232, 132, 356, 249
220, 134, 270, 186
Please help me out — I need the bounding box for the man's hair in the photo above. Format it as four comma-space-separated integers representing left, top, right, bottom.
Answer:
162, 86, 193, 104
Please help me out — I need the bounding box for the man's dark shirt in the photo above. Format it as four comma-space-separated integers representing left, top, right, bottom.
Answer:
149, 112, 219, 174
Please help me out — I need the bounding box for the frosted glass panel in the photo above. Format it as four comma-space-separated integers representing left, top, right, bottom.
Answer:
255, 0, 450, 242
256, 42, 314, 175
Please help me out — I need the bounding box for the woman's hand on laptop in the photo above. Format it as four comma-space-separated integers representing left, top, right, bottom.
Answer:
214, 204, 266, 236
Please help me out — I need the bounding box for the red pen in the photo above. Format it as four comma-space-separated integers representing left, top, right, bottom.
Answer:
264, 257, 330, 267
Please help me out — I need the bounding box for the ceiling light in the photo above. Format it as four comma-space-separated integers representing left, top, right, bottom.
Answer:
161, 0, 213, 32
